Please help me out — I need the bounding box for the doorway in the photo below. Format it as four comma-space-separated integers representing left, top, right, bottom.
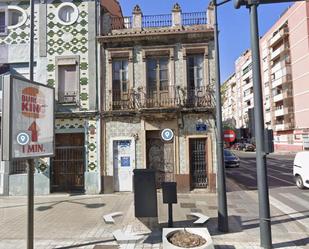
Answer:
51, 133, 85, 192
189, 138, 207, 189
146, 131, 174, 188
112, 138, 135, 192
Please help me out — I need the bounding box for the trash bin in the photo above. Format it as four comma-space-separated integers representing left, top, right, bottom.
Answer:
133, 169, 158, 218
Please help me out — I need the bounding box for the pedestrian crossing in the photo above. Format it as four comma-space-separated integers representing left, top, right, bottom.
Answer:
269, 192, 309, 231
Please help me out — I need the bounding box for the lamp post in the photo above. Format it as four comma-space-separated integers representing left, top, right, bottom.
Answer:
213, 0, 231, 233
234, 0, 305, 248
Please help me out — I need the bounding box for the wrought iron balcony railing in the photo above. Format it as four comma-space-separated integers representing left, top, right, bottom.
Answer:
108, 85, 214, 111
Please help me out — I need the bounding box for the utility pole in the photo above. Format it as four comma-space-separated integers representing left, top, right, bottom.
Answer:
213, 0, 229, 232
28, 0, 35, 248
234, 0, 305, 248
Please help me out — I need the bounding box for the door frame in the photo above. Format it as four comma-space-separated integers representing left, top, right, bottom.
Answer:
186, 135, 211, 189
109, 137, 136, 192
51, 131, 86, 193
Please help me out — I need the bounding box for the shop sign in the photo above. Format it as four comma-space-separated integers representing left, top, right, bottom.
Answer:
1, 75, 55, 160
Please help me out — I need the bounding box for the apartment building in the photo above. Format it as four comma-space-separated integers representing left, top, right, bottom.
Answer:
226, 2, 309, 152
222, 73, 237, 128
234, 50, 254, 130
260, 2, 309, 151
99, 4, 217, 193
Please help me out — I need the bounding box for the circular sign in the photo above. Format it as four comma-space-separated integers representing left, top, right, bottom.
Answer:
224, 130, 236, 143
161, 128, 174, 142
17, 132, 30, 145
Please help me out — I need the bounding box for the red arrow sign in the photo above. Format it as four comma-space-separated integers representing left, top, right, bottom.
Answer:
28, 121, 39, 142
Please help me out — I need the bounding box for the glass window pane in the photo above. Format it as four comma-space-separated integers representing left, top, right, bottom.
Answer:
122, 82, 128, 93
113, 61, 121, 72
196, 55, 204, 67
160, 80, 168, 91
159, 58, 168, 70
196, 67, 203, 79
188, 56, 194, 68
0, 12, 5, 33
160, 69, 168, 81
147, 58, 156, 71
122, 71, 128, 81
122, 60, 128, 70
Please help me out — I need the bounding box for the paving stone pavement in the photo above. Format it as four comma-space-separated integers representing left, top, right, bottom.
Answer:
0, 181, 308, 249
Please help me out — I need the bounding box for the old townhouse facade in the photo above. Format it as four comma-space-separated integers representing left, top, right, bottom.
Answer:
0, 0, 122, 195
99, 4, 217, 193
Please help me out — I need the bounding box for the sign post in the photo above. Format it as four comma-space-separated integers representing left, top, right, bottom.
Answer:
1, 75, 54, 249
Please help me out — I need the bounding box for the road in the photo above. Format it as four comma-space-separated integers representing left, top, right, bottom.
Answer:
226, 151, 309, 234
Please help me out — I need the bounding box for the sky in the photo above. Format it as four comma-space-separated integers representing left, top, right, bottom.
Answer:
118, 0, 291, 82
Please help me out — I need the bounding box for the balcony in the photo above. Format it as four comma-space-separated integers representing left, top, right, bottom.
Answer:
274, 106, 294, 117
107, 86, 214, 111
272, 74, 292, 88
273, 92, 283, 102
270, 44, 289, 61
275, 121, 293, 131
58, 91, 79, 105
269, 28, 289, 47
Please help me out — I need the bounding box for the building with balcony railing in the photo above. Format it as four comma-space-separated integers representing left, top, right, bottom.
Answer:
225, 2, 309, 152
222, 73, 237, 128
98, 3, 217, 193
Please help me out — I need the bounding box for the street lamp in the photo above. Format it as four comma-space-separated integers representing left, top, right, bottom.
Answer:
213, 0, 231, 233
234, 0, 304, 248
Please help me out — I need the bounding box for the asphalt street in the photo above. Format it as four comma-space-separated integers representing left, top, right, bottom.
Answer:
226, 151, 309, 230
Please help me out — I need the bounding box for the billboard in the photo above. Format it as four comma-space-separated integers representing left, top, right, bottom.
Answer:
1, 75, 54, 160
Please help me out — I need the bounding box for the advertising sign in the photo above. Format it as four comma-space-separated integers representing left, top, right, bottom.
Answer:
1, 75, 55, 160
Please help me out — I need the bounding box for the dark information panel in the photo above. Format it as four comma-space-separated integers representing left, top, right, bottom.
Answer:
133, 169, 158, 217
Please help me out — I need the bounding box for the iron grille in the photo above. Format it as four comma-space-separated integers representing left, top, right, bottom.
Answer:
190, 139, 207, 188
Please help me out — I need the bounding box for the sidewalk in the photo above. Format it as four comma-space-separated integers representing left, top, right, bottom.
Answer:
0, 180, 308, 249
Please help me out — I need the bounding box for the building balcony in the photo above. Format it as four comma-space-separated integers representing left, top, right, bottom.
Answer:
272, 74, 292, 88
243, 92, 253, 102
58, 91, 79, 105
273, 92, 283, 102
269, 28, 289, 47
275, 121, 293, 131
270, 44, 289, 61
107, 86, 214, 112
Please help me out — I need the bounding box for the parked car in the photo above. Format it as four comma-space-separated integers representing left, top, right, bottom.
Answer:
231, 143, 244, 151
242, 143, 255, 152
224, 149, 240, 168
293, 152, 309, 189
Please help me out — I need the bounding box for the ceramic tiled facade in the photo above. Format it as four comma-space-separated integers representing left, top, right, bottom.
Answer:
0, 0, 100, 195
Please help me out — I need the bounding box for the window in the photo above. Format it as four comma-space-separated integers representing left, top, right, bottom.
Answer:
187, 54, 204, 89
0, 7, 27, 34
57, 3, 78, 25
0, 10, 6, 34
112, 59, 129, 99
59, 6, 74, 22
9, 10, 23, 26
58, 64, 78, 104
147, 57, 169, 94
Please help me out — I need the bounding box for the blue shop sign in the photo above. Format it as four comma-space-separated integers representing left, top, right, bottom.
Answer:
196, 123, 207, 132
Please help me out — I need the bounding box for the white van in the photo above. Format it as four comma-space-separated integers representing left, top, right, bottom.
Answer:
293, 152, 309, 189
